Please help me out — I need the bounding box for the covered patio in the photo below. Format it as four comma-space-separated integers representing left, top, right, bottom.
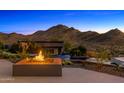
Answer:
18, 40, 64, 55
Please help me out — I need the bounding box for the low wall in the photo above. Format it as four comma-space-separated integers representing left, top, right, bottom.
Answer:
82, 61, 124, 77
13, 64, 62, 76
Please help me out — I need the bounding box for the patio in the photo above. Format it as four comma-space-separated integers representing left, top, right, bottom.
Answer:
0, 59, 124, 83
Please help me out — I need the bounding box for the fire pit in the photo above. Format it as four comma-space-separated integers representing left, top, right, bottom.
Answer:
13, 50, 62, 76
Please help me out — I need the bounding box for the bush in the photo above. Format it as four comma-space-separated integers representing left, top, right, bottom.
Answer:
95, 48, 111, 62
86, 51, 96, 57
62, 60, 73, 65
0, 50, 21, 63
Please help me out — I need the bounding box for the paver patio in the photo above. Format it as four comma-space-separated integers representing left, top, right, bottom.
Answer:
0, 59, 124, 83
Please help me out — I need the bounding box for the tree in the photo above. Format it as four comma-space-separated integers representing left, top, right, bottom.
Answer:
27, 42, 38, 53
64, 42, 73, 53
9, 43, 20, 53
70, 46, 87, 56
17, 42, 29, 59
78, 46, 87, 56
0, 42, 4, 50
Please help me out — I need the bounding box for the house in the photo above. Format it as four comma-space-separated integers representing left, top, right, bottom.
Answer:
18, 40, 64, 55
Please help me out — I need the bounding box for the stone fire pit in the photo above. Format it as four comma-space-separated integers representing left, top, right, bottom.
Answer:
13, 58, 62, 76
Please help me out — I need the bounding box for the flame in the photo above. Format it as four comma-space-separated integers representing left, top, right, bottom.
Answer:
34, 50, 45, 61
17, 50, 62, 64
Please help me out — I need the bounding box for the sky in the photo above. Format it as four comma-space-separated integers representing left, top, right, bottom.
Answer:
0, 10, 124, 35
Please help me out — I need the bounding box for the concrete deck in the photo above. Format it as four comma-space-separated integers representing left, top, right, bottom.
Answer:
0, 59, 124, 83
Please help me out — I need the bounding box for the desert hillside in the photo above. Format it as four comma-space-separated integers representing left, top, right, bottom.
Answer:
0, 24, 124, 50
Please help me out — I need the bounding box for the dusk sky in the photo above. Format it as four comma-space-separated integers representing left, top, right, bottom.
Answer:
0, 10, 124, 35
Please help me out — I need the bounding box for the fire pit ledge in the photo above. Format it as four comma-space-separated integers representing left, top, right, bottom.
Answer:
13, 58, 62, 76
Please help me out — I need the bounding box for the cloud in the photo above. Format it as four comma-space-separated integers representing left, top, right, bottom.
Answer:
64, 11, 82, 16
85, 11, 121, 15
64, 12, 77, 16
64, 10, 121, 16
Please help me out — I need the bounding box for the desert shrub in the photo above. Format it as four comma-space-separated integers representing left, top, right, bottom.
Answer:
86, 50, 96, 57
95, 48, 111, 63
17, 51, 29, 60
0, 50, 21, 62
62, 60, 73, 65
94, 48, 111, 70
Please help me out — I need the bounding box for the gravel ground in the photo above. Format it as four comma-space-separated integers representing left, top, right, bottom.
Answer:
0, 59, 124, 83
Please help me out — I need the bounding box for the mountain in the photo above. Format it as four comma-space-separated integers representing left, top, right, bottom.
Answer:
0, 32, 27, 44
0, 24, 124, 50
90, 28, 124, 45
30, 24, 81, 46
